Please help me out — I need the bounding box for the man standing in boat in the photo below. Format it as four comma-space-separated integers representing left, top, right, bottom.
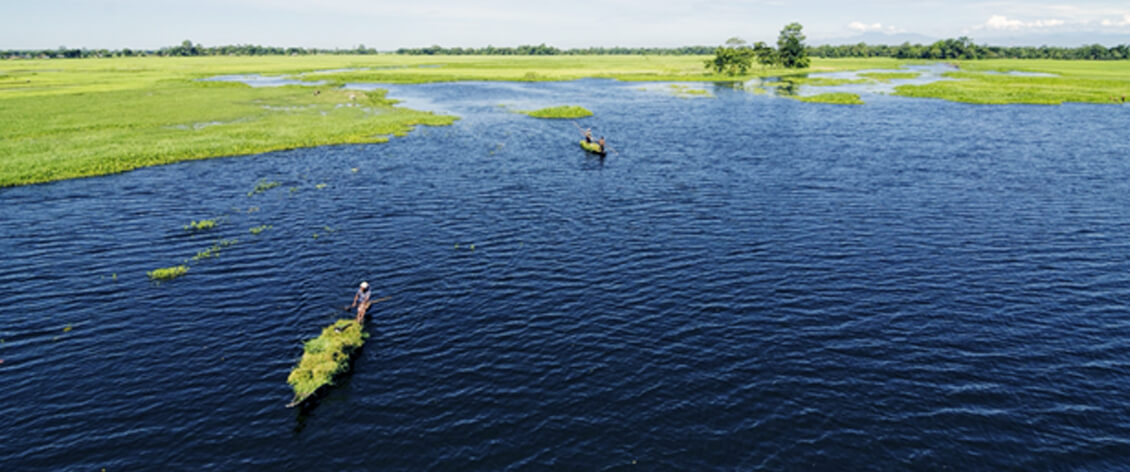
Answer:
584, 128, 593, 143
351, 281, 372, 324
598, 136, 606, 152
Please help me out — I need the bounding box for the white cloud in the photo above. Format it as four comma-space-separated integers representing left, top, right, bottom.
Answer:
979, 15, 1065, 31
849, 21, 882, 32
1100, 14, 1130, 26
848, 21, 905, 34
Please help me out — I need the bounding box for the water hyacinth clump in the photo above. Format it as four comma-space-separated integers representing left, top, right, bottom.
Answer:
249, 224, 272, 235
148, 265, 188, 281
247, 179, 281, 196
287, 319, 366, 405
184, 219, 217, 231
520, 105, 593, 119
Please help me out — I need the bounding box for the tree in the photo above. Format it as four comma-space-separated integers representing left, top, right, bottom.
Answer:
776, 22, 810, 68
705, 45, 754, 75
751, 41, 777, 66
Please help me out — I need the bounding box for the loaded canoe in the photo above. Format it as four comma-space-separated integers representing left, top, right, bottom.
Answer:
286, 319, 366, 408
579, 140, 606, 156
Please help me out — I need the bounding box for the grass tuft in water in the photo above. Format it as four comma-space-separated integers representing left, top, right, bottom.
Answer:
192, 242, 224, 260
794, 93, 864, 105
148, 265, 189, 281
184, 219, 217, 231
249, 224, 272, 235
247, 179, 281, 196
287, 319, 366, 403
519, 105, 593, 119
859, 71, 921, 82
668, 84, 714, 98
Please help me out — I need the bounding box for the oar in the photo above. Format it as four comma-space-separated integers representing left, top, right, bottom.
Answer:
572, 120, 592, 138
342, 296, 391, 312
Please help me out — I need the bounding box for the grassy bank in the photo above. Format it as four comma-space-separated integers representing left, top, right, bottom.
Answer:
0, 56, 461, 187
895, 60, 1130, 104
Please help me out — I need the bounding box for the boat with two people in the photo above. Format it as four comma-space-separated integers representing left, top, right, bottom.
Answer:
574, 121, 612, 156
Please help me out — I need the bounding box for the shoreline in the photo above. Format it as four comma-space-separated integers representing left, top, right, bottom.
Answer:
2, 55, 1128, 188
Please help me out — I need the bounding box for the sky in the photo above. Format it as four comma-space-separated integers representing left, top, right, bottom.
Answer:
3, 0, 1130, 50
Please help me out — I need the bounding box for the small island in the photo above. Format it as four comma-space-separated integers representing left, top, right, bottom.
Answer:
519, 105, 593, 119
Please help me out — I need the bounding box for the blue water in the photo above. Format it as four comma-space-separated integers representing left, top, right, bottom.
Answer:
4, 79, 1130, 470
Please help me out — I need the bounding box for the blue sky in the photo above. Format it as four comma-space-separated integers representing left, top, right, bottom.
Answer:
3, 0, 1130, 49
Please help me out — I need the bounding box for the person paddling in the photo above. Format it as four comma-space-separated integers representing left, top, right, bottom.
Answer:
584, 128, 594, 143
598, 136, 606, 152
350, 281, 372, 324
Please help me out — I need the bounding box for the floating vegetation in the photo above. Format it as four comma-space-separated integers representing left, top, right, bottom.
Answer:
247, 206, 260, 213
668, 84, 713, 98
247, 179, 281, 196
350, 167, 359, 173
519, 105, 593, 119
191, 244, 222, 261
249, 224, 272, 235
859, 71, 921, 82
63, 324, 72, 333
289, 186, 299, 193
184, 219, 217, 231
795, 93, 864, 105
189, 238, 237, 262
287, 319, 367, 407
148, 265, 189, 281
315, 183, 327, 190
784, 76, 870, 87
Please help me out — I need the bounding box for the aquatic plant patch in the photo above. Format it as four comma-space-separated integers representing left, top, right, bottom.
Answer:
519, 105, 593, 119
247, 179, 281, 196
794, 93, 864, 105
147, 265, 189, 281
858, 72, 921, 82
184, 219, 217, 231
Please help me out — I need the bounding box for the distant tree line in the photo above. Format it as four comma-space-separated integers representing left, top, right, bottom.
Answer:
393, 44, 716, 55
809, 37, 1130, 60
2, 40, 381, 59
6, 37, 1130, 61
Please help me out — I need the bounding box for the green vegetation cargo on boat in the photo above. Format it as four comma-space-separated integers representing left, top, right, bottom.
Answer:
286, 319, 367, 407
579, 140, 606, 155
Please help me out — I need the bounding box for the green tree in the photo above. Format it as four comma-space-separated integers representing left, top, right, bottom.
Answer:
751, 41, 778, 66
705, 45, 753, 75
776, 22, 810, 68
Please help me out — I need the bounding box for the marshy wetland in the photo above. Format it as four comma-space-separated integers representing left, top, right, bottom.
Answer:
3, 55, 1130, 469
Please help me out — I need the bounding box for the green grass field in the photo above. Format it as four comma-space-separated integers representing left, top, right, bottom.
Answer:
895, 60, 1130, 104
2, 55, 1128, 187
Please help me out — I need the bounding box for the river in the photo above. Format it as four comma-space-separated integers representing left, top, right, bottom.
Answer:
3, 78, 1130, 470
